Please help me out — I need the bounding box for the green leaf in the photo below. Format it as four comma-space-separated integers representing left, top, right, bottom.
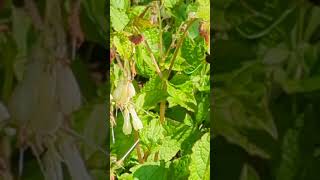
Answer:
132, 161, 169, 180
139, 119, 164, 148
111, 0, 130, 11
159, 137, 181, 162
136, 76, 168, 109
113, 33, 132, 60
164, 0, 177, 8
195, 93, 210, 125
197, 0, 210, 21
167, 82, 197, 112
181, 37, 206, 67
163, 55, 192, 72
189, 132, 210, 180
142, 28, 160, 56
135, 45, 156, 77
111, 6, 129, 31
276, 130, 299, 180
169, 156, 191, 179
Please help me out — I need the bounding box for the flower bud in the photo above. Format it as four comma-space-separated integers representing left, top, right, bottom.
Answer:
128, 104, 143, 130
122, 108, 132, 135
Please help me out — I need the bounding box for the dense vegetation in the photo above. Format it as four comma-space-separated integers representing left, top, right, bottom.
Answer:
213, 0, 320, 179
110, 0, 210, 179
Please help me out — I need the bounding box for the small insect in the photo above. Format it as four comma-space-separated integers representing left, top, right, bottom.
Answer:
129, 34, 144, 45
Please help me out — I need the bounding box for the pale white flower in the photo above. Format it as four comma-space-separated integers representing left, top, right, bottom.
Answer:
127, 81, 136, 98
112, 80, 136, 108
122, 108, 132, 135
128, 104, 143, 130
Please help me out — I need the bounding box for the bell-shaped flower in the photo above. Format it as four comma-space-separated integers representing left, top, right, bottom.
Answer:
112, 80, 136, 108
127, 81, 136, 98
122, 108, 132, 135
128, 104, 143, 130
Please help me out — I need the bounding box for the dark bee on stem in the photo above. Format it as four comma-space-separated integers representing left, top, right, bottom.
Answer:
129, 34, 144, 45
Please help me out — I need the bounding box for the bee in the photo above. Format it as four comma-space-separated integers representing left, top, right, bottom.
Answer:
129, 34, 144, 45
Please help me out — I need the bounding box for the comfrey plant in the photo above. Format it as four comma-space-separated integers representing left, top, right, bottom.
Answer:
110, 0, 210, 179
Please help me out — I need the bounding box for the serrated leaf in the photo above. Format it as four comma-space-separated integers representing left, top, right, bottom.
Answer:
111, 6, 129, 31
135, 45, 156, 77
142, 28, 160, 55
189, 132, 210, 180
167, 82, 196, 112
139, 119, 164, 147
181, 37, 206, 67
113, 33, 132, 60
136, 76, 167, 109
159, 137, 180, 162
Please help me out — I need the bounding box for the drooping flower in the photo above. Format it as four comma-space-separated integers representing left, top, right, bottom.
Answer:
128, 104, 143, 130
112, 80, 136, 108
122, 108, 132, 135
127, 81, 136, 98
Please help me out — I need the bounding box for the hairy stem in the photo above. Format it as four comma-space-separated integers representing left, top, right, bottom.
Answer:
158, 2, 164, 63
143, 40, 163, 78
134, 131, 143, 163
159, 101, 166, 124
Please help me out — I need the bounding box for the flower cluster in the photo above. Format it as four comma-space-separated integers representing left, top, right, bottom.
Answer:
112, 79, 143, 135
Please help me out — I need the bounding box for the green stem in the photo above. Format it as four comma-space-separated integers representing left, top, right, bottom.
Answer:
158, 2, 164, 64
134, 131, 143, 163
167, 18, 197, 78
143, 40, 163, 78
159, 101, 166, 124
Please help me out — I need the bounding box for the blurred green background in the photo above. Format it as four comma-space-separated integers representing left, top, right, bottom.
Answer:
212, 0, 320, 179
